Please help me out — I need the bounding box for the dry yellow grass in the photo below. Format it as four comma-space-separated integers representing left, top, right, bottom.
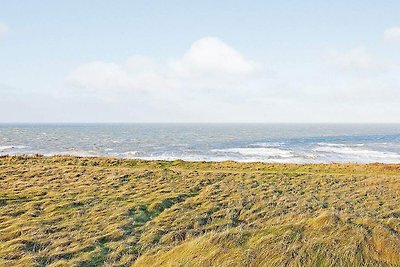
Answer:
1, 155, 400, 266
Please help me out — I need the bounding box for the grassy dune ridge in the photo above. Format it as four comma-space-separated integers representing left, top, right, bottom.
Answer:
1, 155, 400, 266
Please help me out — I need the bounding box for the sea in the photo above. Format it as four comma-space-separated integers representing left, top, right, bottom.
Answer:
1, 123, 400, 163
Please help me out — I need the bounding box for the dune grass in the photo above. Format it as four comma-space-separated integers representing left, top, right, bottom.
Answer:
1, 155, 400, 266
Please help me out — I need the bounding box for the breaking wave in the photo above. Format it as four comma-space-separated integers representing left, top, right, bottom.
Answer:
313, 143, 400, 163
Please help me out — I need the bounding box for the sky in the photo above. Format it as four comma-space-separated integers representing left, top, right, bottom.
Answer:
1, 1, 400, 123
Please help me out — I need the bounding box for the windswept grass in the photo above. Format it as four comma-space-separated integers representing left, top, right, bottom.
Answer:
1, 155, 400, 266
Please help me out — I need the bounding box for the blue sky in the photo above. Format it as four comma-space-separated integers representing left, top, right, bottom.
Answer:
1, 1, 400, 122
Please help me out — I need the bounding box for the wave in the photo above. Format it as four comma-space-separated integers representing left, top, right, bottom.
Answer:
316, 142, 364, 147
140, 154, 307, 163
47, 150, 98, 157
0, 145, 29, 152
121, 151, 141, 157
248, 142, 284, 148
1, 143, 399, 164
313, 145, 400, 163
212, 147, 294, 158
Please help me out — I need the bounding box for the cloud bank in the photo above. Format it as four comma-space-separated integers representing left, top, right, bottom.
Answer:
67, 37, 259, 93
67, 60, 173, 92
62, 31, 400, 122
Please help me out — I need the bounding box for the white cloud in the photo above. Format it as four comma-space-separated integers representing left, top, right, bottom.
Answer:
67, 61, 133, 91
0, 22, 9, 38
66, 59, 174, 92
170, 37, 258, 79
328, 47, 386, 70
67, 37, 260, 94
125, 55, 159, 72
384, 27, 400, 43
64, 36, 400, 122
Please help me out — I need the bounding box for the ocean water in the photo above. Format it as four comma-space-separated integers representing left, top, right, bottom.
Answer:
1, 123, 400, 163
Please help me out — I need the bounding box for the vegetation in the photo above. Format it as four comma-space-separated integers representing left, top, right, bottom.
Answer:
1, 155, 400, 266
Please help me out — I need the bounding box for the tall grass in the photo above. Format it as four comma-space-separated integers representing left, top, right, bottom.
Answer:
1, 155, 400, 266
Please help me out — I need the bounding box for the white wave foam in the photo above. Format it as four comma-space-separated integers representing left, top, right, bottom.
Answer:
0, 145, 28, 152
48, 150, 98, 157
249, 142, 284, 148
122, 151, 141, 157
316, 142, 364, 147
212, 147, 294, 158
140, 154, 307, 163
140, 155, 207, 162
313, 145, 400, 163
0, 146, 13, 151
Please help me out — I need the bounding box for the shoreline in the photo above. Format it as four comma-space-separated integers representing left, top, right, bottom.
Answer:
2, 153, 400, 166
2, 155, 400, 179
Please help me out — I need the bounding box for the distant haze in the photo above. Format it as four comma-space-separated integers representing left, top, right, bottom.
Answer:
1, 1, 400, 122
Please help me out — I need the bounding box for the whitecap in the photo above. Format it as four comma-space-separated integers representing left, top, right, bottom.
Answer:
316, 142, 364, 147
0, 145, 28, 152
313, 145, 400, 163
212, 147, 294, 158
248, 142, 284, 148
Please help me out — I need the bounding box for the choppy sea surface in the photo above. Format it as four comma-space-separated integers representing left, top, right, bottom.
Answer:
1, 123, 400, 163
